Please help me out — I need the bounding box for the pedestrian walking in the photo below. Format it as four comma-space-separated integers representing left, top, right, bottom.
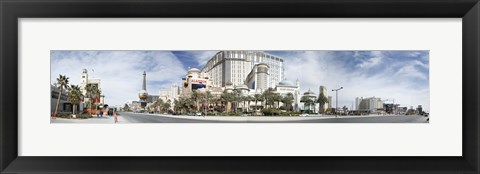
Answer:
114, 112, 118, 123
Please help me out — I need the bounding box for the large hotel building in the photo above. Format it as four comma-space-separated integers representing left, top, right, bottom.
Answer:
201, 51, 284, 90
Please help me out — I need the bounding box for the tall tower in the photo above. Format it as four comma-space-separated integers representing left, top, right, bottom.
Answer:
139, 71, 148, 108
255, 63, 270, 92
142, 71, 147, 91
80, 69, 88, 95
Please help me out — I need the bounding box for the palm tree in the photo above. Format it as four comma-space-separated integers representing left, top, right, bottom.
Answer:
221, 91, 234, 112
85, 84, 100, 115
67, 85, 83, 116
215, 97, 222, 112
282, 93, 295, 111
163, 99, 172, 113
191, 90, 201, 111
205, 92, 215, 112
240, 95, 249, 112
173, 99, 179, 113
246, 95, 255, 112
262, 88, 274, 108
317, 93, 329, 113
155, 98, 164, 113
300, 96, 314, 113
254, 94, 263, 111
184, 98, 195, 113
54, 75, 69, 116
271, 93, 282, 109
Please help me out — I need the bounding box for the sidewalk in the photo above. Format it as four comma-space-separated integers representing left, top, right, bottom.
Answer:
51, 115, 116, 124
142, 113, 403, 122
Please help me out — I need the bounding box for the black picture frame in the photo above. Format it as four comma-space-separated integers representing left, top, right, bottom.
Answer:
1, 0, 479, 173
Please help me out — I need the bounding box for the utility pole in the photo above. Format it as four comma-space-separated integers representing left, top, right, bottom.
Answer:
332, 87, 343, 117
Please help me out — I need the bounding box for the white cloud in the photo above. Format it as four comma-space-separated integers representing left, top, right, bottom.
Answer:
278, 51, 430, 111
356, 56, 382, 69
394, 60, 429, 80
189, 51, 218, 67
51, 51, 185, 106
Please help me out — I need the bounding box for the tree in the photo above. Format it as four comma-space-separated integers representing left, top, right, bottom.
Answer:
123, 104, 130, 112
183, 98, 195, 113
67, 85, 83, 115
282, 93, 295, 111
262, 88, 275, 108
221, 91, 234, 112
300, 96, 314, 113
240, 95, 249, 112
154, 98, 164, 113
205, 92, 215, 112
271, 93, 282, 109
246, 95, 255, 112
231, 90, 239, 112
191, 90, 201, 111
173, 99, 179, 113
254, 94, 263, 111
317, 93, 329, 113
54, 75, 69, 116
85, 84, 101, 115
163, 99, 172, 113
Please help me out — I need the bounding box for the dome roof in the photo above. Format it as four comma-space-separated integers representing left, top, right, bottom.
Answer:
188, 68, 200, 73
304, 89, 315, 95
279, 79, 295, 86
226, 81, 233, 86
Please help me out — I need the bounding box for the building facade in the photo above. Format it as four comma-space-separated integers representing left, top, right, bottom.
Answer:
274, 79, 301, 111
245, 63, 270, 93
201, 51, 284, 89
159, 84, 180, 100
179, 67, 212, 98
355, 97, 384, 112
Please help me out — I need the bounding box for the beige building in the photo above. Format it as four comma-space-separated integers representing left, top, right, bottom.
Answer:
80, 69, 104, 104
355, 97, 384, 112
201, 51, 284, 88
180, 67, 212, 98
245, 63, 270, 93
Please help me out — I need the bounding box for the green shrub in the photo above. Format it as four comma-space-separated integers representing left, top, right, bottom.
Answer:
76, 113, 92, 119
261, 108, 281, 116
228, 112, 241, 116
56, 112, 72, 118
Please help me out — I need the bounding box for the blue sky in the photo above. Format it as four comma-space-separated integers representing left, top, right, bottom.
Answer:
51, 50, 429, 110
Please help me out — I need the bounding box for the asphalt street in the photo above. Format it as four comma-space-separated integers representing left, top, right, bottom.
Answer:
117, 112, 429, 123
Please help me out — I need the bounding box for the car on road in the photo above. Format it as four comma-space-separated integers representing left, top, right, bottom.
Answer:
107, 108, 114, 116
300, 114, 309, 117
196, 112, 202, 116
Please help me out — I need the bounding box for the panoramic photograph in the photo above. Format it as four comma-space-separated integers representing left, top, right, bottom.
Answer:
50, 50, 429, 123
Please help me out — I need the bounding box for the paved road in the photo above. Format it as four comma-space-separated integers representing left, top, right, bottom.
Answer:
118, 112, 429, 123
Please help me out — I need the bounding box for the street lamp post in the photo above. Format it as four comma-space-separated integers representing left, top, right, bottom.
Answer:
332, 87, 343, 117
